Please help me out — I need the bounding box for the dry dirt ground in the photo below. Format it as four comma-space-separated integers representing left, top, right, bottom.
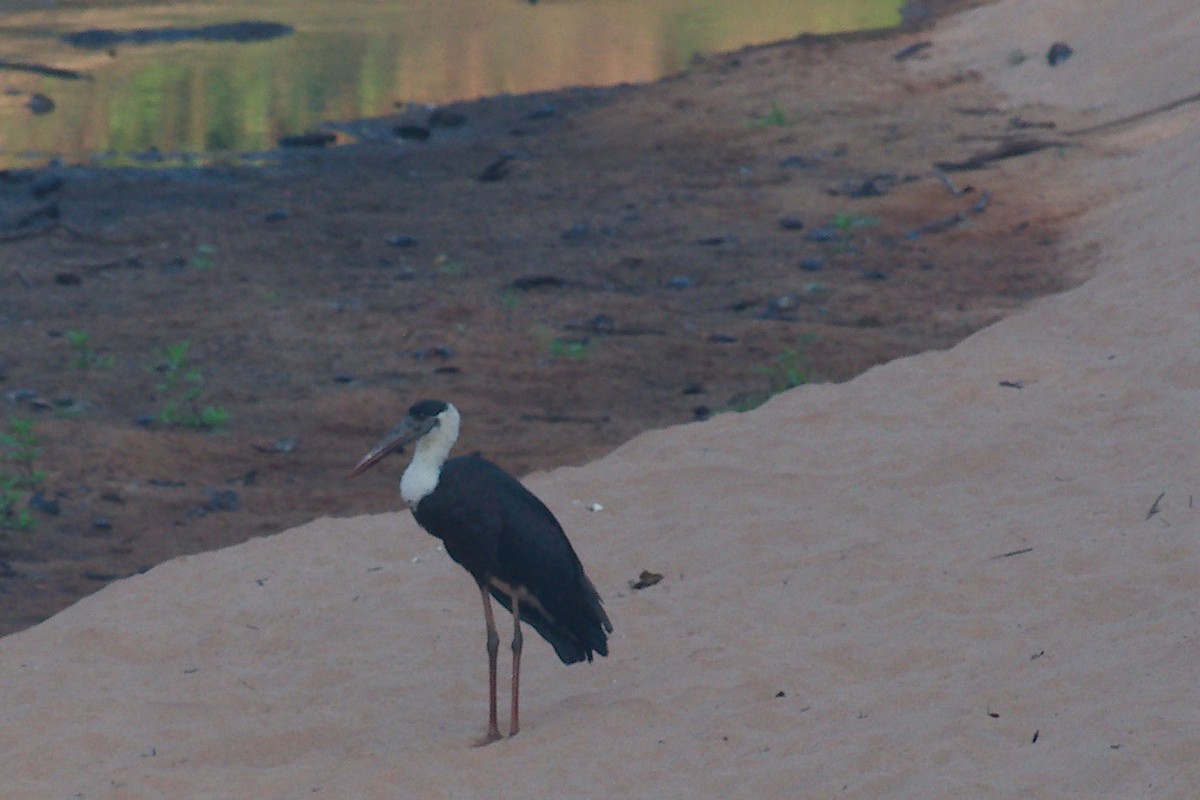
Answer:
0, 3, 1091, 634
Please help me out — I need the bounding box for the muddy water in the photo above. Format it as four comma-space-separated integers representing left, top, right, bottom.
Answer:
0, 0, 901, 167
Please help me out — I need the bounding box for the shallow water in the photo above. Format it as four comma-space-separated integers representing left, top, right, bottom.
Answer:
0, 0, 902, 167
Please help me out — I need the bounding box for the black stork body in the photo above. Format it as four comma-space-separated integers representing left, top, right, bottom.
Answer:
350, 399, 612, 745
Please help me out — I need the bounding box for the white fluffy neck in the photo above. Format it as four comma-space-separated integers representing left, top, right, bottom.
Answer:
400, 404, 460, 507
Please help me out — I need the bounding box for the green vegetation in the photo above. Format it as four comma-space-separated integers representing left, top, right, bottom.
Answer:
548, 337, 592, 360
760, 344, 811, 394
65, 330, 115, 370
1008, 49, 1030, 66
723, 339, 813, 413
749, 100, 790, 128
190, 243, 217, 270
151, 342, 229, 430
832, 212, 880, 232
0, 418, 45, 530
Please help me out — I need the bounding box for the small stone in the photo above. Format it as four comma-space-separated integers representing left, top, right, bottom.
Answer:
263, 208, 289, 222
861, 269, 889, 281
386, 234, 419, 248
204, 488, 239, 513
666, 276, 694, 290
428, 108, 467, 128
778, 216, 805, 231
1046, 42, 1073, 67
804, 228, 838, 243
561, 223, 589, 241
93, 517, 113, 530
277, 131, 335, 148
29, 493, 60, 515
527, 104, 556, 120
395, 125, 431, 142
28, 93, 55, 115
708, 333, 738, 344
799, 257, 824, 272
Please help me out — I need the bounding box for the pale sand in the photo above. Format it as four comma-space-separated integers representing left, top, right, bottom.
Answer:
3, 1, 1199, 797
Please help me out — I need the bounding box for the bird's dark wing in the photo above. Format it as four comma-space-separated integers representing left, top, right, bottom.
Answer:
435, 456, 612, 665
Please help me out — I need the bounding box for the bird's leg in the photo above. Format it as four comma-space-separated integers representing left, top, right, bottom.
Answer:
509, 596, 523, 738
474, 583, 503, 747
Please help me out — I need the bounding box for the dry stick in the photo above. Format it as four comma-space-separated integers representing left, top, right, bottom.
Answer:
1065, 89, 1200, 138
992, 547, 1034, 560
1146, 492, 1166, 521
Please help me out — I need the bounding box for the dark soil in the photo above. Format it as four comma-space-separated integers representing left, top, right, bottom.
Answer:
0, 11, 1092, 634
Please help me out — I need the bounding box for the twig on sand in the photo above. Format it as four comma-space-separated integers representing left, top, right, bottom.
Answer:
991, 546, 1033, 560
1146, 491, 1166, 520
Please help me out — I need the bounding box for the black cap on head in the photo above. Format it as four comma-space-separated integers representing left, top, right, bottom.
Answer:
407, 399, 450, 419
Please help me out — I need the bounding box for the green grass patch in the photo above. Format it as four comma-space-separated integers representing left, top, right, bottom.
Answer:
0, 418, 45, 529
151, 341, 230, 430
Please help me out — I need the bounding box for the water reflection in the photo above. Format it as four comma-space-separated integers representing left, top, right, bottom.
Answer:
0, 0, 902, 168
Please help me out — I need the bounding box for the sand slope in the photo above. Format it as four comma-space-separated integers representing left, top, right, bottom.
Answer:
3, 1, 1199, 797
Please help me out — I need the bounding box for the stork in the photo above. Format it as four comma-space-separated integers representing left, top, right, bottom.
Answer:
350, 399, 612, 745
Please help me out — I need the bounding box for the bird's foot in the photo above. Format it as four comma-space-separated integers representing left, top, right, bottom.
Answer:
473, 728, 503, 748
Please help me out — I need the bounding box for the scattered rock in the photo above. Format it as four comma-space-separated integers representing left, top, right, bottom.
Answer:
203, 488, 239, 513
54, 272, 82, 286
277, 131, 335, 148
29, 175, 64, 198
84, 570, 118, 581
862, 269, 889, 281
708, 333, 738, 344
561, 223, 589, 241
428, 108, 467, 128
93, 517, 113, 530
629, 570, 664, 590
395, 125, 431, 142
893, 41, 932, 62
385, 234, 419, 248
29, 493, 61, 515
511, 274, 566, 290
763, 295, 800, 319
477, 153, 516, 183
804, 228, 839, 243
779, 155, 819, 169
27, 93, 55, 115
1047, 42, 1073, 67
263, 208, 289, 222
799, 257, 824, 272
695, 235, 730, 246
665, 276, 694, 290
527, 103, 556, 120
413, 346, 453, 361
778, 216, 805, 231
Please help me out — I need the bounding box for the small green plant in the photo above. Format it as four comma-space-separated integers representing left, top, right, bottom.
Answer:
832, 212, 880, 232
722, 340, 813, 414
548, 337, 592, 360
749, 100, 790, 128
152, 341, 229, 430
433, 254, 465, 276
190, 243, 217, 270
760, 345, 811, 393
65, 330, 115, 370
1008, 49, 1029, 66
0, 418, 46, 529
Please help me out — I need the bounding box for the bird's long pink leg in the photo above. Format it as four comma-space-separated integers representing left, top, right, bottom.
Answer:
475, 583, 502, 747
509, 596, 523, 738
